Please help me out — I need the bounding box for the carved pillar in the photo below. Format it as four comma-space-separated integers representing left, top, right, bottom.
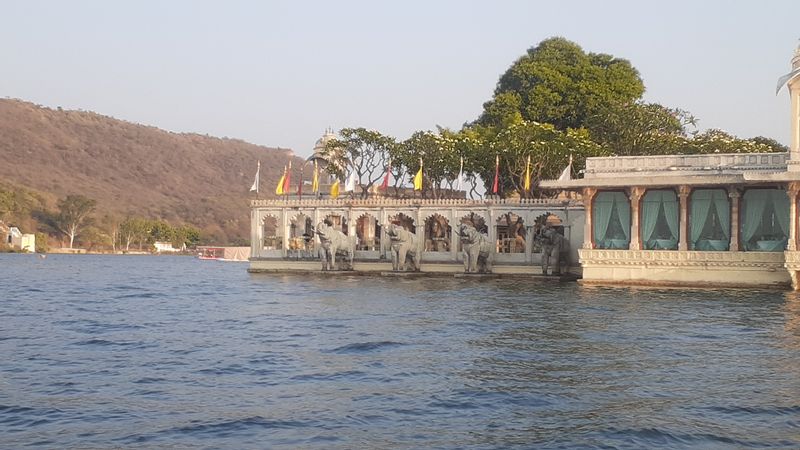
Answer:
250, 209, 258, 258
582, 188, 597, 249
628, 187, 645, 250
451, 207, 459, 261
728, 188, 741, 252
788, 183, 800, 251
488, 208, 497, 252
678, 186, 690, 251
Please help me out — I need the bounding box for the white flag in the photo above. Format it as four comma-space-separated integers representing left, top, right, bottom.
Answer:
249, 160, 260, 193
345, 170, 357, 192
557, 155, 573, 182
457, 156, 463, 191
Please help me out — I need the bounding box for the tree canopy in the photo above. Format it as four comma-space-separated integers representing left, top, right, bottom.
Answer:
478, 37, 645, 131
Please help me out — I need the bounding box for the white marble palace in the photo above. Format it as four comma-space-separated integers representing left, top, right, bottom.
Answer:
541, 43, 800, 289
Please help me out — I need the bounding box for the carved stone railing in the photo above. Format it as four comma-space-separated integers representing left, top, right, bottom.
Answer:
585, 153, 788, 178
251, 197, 581, 208
579, 249, 786, 268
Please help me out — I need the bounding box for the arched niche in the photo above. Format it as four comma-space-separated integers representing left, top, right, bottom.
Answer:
289, 213, 314, 251
495, 212, 526, 254
323, 213, 348, 235
262, 214, 281, 250
388, 213, 415, 233
424, 214, 451, 252
356, 213, 381, 251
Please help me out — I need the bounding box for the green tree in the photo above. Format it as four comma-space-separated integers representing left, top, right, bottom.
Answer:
54, 195, 96, 249
478, 37, 644, 131
482, 121, 606, 198
323, 128, 397, 198
586, 102, 696, 156
119, 217, 150, 252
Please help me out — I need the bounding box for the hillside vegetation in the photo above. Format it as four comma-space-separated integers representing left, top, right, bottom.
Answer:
0, 99, 303, 244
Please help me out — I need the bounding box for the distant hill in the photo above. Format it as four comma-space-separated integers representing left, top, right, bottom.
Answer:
0, 99, 304, 243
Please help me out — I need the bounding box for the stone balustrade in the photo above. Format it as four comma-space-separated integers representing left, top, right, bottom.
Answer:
251, 197, 580, 208
585, 153, 788, 178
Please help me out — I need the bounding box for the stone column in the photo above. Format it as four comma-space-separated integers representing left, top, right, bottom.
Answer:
582, 188, 597, 249
250, 209, 259, 258
281, 209, 289, 258
728, 188, 741, 252
628, 187, 644, 250
788, 183, 800, 251
450, 207, 459, 261
488, 208, 497, 252
678, 186, 690, 251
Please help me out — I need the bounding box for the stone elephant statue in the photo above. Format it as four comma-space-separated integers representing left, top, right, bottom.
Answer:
315, 221, 356, 271
459, 224, 493, 273
538, 225, 565, 276
385, 223, 420, 271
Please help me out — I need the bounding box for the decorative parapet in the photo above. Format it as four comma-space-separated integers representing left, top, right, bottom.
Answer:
579, 249, 786, 268
585, 153, 788, 178
251, 197, 581, 208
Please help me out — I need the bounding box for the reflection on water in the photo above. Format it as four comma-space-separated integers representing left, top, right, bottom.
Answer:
1, 254, 800, 448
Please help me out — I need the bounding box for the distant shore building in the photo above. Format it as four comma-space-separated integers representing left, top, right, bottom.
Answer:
2, 223, 35, 253
540, 43, 800, 289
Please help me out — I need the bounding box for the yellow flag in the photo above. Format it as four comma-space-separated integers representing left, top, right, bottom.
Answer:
413, 159, 423, 191
524, 155, 531, 191
275, 166, 286, 195
330, 179, 340, 199
311, 161, 319, 193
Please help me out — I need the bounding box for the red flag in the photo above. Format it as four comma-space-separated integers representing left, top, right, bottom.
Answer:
380, 161, 392, 189
283, 161, 292, 195
492, 155, 500, 194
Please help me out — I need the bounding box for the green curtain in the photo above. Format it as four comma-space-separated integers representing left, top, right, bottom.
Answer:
689, 189, 712, 249
593, 193, 614, 247
616, 192, 631, 243
662, 191, 679, 244
641, 191, 661, 246
742, 190, 768, 248
713, 190, 730, 240
773, 190, 790, 240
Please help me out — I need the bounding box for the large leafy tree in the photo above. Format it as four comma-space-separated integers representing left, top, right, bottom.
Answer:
586, 102, 696, 156
479, 121, 606, 198
479, 37, 644, 131
54, 194, 96, 249
323, 128, 396, 198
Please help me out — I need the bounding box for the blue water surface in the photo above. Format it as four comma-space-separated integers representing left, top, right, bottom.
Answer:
1, 254, 800, 449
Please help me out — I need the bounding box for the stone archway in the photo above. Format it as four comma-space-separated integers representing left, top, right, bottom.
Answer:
262, 214, 281, 249
356, 213, 381, 251
495, 212, 526, 254
424, 213, 451, 252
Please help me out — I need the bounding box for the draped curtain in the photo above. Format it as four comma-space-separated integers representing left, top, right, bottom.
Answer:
713, 190, 731, 240
642, 190, 678, 249
741, 190, 768, 248
662, 192, 679, 246
773, 191, 790, 240
593, 192, 630, 248
689, 190, 712, 249
641, 193, 661, 246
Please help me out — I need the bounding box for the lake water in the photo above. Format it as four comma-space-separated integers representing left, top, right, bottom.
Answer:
2, 254, 800, 449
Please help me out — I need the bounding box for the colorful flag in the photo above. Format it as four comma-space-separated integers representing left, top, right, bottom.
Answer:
380, 160, 391, 190
249, 160, 260, 193
283, 160, 292, 194
457, 156, 464, 191
523, 155, 531, 191
330, 179, 340, 199
413, 158, 423, 191
275, 166, 286, 195
492, 155, 500, 194
557, 154, 573, 182
311, 161, 319, 193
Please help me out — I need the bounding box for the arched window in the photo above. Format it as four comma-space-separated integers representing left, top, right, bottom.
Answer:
593, 191, 630, 249
262, 215, 280, 249
324, 214, 348, 235
689, 189, 730, 250
424, 214, 451, 252
356, 214, 381, 251
495, 212, 525, 253
388, 213, 415, 233
741, 189, 789, 251
289, 214, 314, 252
641, 189, 679, 250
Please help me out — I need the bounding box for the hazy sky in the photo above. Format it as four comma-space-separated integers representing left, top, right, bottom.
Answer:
2, 1, 799, 158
